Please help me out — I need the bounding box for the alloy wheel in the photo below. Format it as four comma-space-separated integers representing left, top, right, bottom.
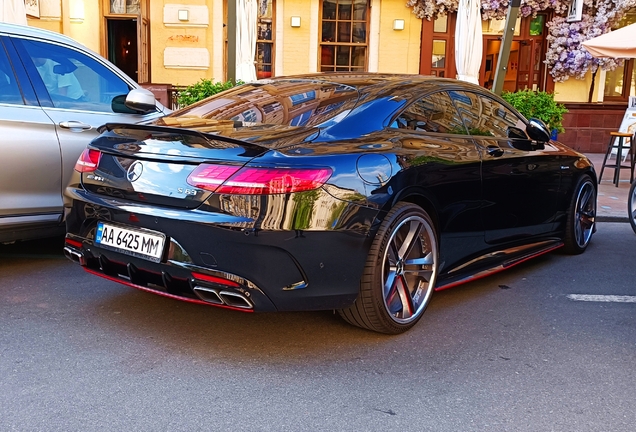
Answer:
381, 215, 438, 324
629, 181, 636, 234
574, 180, 596, 248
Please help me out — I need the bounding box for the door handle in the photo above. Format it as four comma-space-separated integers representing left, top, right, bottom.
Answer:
486, 145, 504, 157
59, 121, 92, 131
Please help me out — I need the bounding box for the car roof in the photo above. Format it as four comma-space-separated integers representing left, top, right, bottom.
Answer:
273, 72, 488, 98
0, 22, 142, 90
0, 22, 81, 47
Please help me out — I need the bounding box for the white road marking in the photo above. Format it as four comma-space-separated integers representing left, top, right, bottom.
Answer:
567, 294, 636, 303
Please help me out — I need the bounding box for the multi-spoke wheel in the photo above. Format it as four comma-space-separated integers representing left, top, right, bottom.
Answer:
339, 202, 439, 334
629, 180, 636, 234
563, 175, 596, 254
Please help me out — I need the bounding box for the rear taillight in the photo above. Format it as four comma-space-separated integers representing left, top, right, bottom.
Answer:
186, 163, 332, 195
74, 148, 101, 172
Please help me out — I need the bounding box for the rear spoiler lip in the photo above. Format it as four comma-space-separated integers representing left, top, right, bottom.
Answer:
98, 122, 268, 153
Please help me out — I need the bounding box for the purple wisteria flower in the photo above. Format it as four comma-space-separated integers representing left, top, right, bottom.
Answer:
406, 0, 636, 81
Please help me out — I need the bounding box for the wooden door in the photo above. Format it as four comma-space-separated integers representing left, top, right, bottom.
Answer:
138, 17, 150, 83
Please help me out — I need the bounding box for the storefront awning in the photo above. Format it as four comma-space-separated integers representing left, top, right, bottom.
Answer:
582, 23, 636, 58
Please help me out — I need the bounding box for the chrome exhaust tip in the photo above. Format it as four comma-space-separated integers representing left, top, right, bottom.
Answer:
219, 290, 253, 310
192, 286, 224, 305
64, 246, 86, 266
192, 285, 253, 309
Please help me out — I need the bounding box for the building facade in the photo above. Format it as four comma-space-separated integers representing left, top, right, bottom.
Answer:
23, 0, 636, 152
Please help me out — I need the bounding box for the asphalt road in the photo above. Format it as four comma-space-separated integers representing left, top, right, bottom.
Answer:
1, 224, 635, 431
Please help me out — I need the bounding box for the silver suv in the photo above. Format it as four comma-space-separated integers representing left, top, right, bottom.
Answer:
0, 23, 169, 243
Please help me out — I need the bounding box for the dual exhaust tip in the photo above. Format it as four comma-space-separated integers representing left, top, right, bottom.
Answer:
64, 246, 87, 266
192, 285, 253, 310
64, 245, 253, 311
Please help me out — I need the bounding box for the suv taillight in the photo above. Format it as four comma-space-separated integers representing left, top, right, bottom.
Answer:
186, 163, 332, 195
74, 148, 101, 172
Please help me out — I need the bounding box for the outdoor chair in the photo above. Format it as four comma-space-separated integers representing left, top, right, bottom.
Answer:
598, 131, 636, 186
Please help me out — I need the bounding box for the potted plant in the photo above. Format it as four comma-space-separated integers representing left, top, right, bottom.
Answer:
501, 89, 568, 139
176, 79, 242, 108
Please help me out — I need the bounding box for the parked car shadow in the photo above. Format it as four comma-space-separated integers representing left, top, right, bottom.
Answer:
82, 254, 555, 366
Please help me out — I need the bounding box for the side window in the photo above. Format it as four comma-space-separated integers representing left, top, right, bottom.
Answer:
451, 91, 526, 137
19, 39, 131, 112
0, 44, 23, 105
391, 91, 467, 134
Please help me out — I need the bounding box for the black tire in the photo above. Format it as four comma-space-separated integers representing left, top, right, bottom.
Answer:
629, 180, 636, 234
338, 203, 439, 334
563, 175, 596, 254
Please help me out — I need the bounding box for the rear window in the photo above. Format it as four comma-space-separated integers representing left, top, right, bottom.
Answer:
162, 80, 359, 128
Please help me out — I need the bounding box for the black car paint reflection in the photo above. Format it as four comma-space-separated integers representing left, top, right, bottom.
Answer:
63, 74, 597, 334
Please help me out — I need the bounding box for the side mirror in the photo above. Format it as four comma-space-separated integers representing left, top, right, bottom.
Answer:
526, 118, 551, 143
507, 126, 534, 151
507, 126, 528, 140
115, 88, 158, 115
111, 94, 138, 114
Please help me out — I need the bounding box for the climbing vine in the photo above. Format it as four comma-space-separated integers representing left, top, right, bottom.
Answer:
406, 0, 636, 81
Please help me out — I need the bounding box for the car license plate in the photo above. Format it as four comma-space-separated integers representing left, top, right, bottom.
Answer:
95, 222, 166, 262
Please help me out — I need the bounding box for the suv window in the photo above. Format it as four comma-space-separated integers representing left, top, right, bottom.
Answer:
18, 39, 131, 112
391, 91, 467, 134
0, 43, 23, 105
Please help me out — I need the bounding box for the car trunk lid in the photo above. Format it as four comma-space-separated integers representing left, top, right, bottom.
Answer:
80, 123, 294, 209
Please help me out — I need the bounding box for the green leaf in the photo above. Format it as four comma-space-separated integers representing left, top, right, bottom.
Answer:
176, 79, 244, 107
501, 89, 568, 134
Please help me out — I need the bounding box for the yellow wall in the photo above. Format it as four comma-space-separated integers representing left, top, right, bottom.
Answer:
554, 72, 594, 103
68, 2, 101, 53
27, 0, 221, 86
376, 1, 421, 74
280, 1, 315, 75
150, 0, 221, 86
22, 0, 596, 104
27, 1, 102, 55
27, 18, 61, 33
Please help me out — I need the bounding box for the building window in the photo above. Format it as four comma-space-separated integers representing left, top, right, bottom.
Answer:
420, 14, 456, 79
319, 0, 369, 72
529, 15, 545, 36
482, 16, 521, 36
290, 90, 316, 106
110, 0, 140, 15
604, 61, 635, 101
421, 13, 548, 92
603, 12, 636, 102
256, 0, 274, 79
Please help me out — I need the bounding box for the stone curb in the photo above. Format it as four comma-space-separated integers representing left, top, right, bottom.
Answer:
597, 216, 629, 223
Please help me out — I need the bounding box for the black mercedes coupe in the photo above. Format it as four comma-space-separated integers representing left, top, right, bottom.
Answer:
63, 74, 597, 334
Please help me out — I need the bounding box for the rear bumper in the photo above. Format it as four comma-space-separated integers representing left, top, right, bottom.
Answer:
64, 192, 378, 312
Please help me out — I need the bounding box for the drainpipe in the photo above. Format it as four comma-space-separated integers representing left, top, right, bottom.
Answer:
227, 0, 236, 83
492, 0, 520, 96
61, 0, 71, 35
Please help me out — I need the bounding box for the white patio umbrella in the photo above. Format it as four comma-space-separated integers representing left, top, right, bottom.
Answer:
0, 0, 28, 25
582, 23, 636, 58
582, 24, 636, 160
235, 0, 258, 83
455, 0, 483, 84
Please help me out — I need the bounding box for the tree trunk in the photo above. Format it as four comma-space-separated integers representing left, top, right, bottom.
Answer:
588, 69, 597, 103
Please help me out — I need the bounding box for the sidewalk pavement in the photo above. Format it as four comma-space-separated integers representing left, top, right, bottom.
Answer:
584, 153, 631, 223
